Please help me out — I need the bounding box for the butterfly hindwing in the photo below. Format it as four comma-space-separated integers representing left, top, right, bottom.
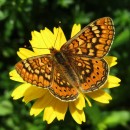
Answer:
68, 56, 108, 92
49, 65, 79, 101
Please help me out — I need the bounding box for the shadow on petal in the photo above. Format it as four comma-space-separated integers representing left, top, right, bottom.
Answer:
69, 102, 86, 124
74, 94, 85, 110
87, 90, 112, 103
23, 86, 48, 103
30, 91, 54, 116
54, 99, 68, 120
104, 56, 117, 67
43, 98, 57, 124
102, 75, 121, 89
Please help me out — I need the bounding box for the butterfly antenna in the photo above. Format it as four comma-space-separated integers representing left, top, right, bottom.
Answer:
53, 21, 62, 48
32, 46, 49, 50
40, 30, 50, 49
24, 44, 49, 50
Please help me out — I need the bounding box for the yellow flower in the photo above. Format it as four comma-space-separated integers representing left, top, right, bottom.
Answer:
9, 24, 121, 124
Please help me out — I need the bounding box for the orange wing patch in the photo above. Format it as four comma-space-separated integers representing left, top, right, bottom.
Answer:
49, 66, 79, 101
68, 56, 108, 92
61, 17, 114, 58
15, 56, 53, 88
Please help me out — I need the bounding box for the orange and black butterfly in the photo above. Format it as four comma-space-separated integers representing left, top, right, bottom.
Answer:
15, 17, 115, 101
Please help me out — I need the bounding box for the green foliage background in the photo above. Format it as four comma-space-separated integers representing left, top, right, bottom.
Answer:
0, 0, 130, 130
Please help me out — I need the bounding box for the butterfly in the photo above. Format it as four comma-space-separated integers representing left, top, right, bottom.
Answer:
15, 17, 115, 102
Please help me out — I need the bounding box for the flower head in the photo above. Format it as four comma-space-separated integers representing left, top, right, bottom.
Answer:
10, 24, 121, 124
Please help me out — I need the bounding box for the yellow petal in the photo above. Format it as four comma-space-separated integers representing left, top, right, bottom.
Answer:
87, 90, 112, 103
104, 56, 117, 67
78, 92, 92, 107
30, 91, 54, 116
11, 83, 31, 99
103, 75, 121, 88
43, 108, 56, 124
84, 96, 92, 107
17, 48, 37, 59
71, 24, 81, 38
40, 28, 55, 52
30, 30, 50, 54
74, 94, 85, 110
54, 99, 68, 121
69, 102, 86, 124
9, 70, 24, 82
22, 86, 47, 103
43, 98, 57, 124
53, 27, 67, 50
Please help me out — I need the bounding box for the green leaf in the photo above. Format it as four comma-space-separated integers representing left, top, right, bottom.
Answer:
0, 10, 8, 20
99, 111, 130, 129
57, 0, 74, 7
0, 0, 6, 6
113, 28, 130, 48
0, 100, 13, 116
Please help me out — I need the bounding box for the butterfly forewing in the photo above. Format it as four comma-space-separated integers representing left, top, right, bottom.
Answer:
15, 55, 53, 88
61, 17, 114, 58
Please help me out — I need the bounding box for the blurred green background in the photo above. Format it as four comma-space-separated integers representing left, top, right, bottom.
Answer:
0, 0, 130, 130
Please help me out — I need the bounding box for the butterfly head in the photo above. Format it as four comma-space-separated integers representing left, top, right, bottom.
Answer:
49, 47, 59, 55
